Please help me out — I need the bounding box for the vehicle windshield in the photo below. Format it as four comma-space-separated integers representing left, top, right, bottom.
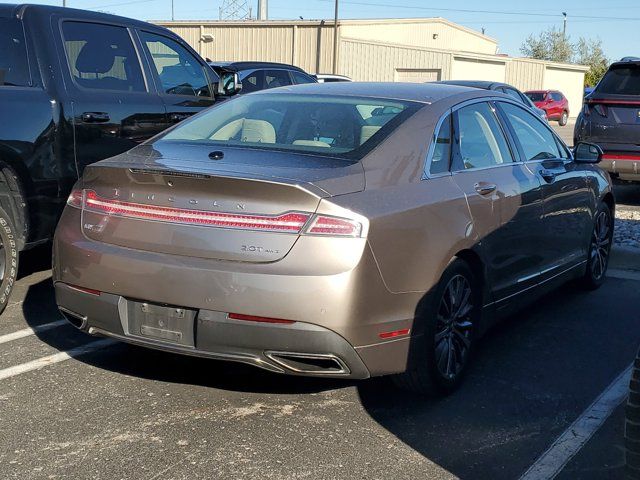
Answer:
597, 65, 640, 95
159, 93, 419, 160
526, 92, 545, 102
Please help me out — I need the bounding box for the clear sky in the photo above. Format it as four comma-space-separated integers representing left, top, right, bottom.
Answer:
9, 0, 640, 60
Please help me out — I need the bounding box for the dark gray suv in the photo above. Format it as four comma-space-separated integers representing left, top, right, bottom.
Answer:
575, 58, 640, 183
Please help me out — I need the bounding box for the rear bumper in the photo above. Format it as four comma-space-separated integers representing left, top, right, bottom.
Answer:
52, 208, 421, 378
597, 145, 640, 182
55, 283, 373, 378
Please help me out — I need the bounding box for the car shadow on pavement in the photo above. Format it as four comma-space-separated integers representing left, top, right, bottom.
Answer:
21, 276, 351, 396
17, 243, 52, 280
356, 280, 639, 479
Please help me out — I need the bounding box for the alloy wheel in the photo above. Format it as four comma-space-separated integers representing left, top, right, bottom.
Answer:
434, 274, 474, 380
590, 209, 611, 281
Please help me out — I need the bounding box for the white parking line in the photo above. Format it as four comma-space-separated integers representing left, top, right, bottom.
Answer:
519, 363, 633, 480
0, 319, 68, 345
0, 339, 115, 381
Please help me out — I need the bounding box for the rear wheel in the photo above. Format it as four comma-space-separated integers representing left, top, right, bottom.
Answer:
559, 111, 569, 126
581, 202, 613, 290
0, 206, 18, 316
392, 259, 479, 396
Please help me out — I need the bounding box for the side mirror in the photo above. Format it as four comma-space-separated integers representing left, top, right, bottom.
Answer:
217, 72, 242, 97
574, 142, 603, 164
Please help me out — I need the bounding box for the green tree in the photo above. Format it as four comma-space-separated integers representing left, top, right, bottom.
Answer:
574, 37, 609, 87
520, 27, 610, 87
520, 27, 573, 63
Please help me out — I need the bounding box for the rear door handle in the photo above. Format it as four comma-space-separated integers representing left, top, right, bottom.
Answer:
539, 169, 557, 183
474, 182, 497, 195
81, 112, 110, 123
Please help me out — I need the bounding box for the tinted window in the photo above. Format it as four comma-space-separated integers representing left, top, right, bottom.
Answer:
291, 71, 316, 85
551, 92, 563, 101
455, 103, 513, 170
526, 92, 545, 102
62, 22, 145, 92
503, 88, 524, 103
239, 70, 262, 93
161, 93, 418, 160
429, 115, 451, 175
0, 18, 29, 87
141, 32, 211, 97
264, 70, 292, 89
500, 102, 563, 160
597, 66, 640, 95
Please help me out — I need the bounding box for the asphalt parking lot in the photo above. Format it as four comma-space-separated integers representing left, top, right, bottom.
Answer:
0, 183, 639, 480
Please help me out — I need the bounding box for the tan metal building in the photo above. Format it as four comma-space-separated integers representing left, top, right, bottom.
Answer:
154, 17, 587, 117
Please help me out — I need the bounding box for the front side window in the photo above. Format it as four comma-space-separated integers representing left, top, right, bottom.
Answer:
0, 18, 30, 87
499, 102, 564, 161
239, 70, 262, 94
160, 93, 418, 160
291, 71, 316, 85
62, 22, 145, 92
454, 103, 513, 170
429, 115, 451, 175
526, 92, 545, 102
141, 32, 211, 97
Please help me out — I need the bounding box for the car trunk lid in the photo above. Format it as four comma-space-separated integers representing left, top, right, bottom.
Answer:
78, 144, 364, 262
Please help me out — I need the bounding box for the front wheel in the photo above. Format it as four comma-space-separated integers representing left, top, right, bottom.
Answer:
581, 202, 613, 290
392, 259, 480, 396
0, 206, 18, 316
559, 111, 569, 126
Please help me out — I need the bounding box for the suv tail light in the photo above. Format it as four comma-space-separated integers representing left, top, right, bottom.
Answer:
594, 104, 608, 117
67, 189, 83, 209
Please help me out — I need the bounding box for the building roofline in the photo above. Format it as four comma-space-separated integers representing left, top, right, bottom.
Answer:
151, 17, 497, 44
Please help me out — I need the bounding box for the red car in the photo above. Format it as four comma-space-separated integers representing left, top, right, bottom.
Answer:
525, 90, 570, 126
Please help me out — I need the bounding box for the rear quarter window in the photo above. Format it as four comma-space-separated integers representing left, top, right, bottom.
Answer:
0, 18, 30, 87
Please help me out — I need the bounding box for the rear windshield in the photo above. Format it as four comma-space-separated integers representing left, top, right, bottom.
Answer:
159, 93, 420, 160
526, 92, 545, 102
597, 66, 640, 95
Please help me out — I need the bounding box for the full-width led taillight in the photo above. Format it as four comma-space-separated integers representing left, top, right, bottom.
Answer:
305, 215, 362, 237
228, 313, 295, 324
82, 190, 310, 233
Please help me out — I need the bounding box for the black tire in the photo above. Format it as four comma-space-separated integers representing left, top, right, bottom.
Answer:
581, 202, 613, 290
392, 258, 480, 396
559, 111, 569, 126
626, 347, 640, 480
0, 206, 18, 316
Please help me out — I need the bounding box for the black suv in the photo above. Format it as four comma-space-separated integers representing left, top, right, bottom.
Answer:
208, 61, 317, 94
0, 4, 237, 313
575, 58, 640, 183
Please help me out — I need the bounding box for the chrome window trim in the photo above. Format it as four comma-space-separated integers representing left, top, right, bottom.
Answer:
422, 109, 453, 180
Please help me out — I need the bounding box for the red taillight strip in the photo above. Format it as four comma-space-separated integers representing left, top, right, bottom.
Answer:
603, 154, 640, 161
83, 190, 310, 233
67, 284, 101, 296
379, 328, 410, 339
228, 313, 295, 324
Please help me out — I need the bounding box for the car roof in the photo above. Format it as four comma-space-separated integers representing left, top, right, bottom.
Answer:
208, 61, 308, 73
0, 3, 170, 32
251, 81, 503, 104
435, 80, 512, 91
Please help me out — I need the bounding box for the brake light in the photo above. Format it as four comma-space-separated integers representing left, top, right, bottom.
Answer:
67, 189, 83, 209
228, 313, 295, 324
379, 328, 410, 339
305, 215, 362, 237
594, 104, 608, 117
82, 190, 310, 233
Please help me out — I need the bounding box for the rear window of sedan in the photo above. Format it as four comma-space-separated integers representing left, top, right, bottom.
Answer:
159, 93, 420, 160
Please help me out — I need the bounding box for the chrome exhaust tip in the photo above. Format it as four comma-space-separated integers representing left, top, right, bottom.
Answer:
59, 307, 89, 332
265, 351, 350, 375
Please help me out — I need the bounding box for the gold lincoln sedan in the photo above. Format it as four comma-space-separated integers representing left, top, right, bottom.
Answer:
53, 83, 614, 394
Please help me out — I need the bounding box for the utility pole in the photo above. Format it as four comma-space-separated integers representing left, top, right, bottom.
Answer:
562, 12, 567, 37
171, 0, 174, 20
62, 0, 66, 6
332, 0, 339, 74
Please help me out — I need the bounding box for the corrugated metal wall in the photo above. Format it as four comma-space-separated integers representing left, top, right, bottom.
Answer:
451, 56, 507, 82
339, 38, 453, 82
505, 59, 546, 92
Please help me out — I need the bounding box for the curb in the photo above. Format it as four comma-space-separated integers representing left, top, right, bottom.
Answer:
610, 245, 640, 272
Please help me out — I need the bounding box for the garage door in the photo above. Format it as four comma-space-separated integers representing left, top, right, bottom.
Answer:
395, 68, 441, 83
